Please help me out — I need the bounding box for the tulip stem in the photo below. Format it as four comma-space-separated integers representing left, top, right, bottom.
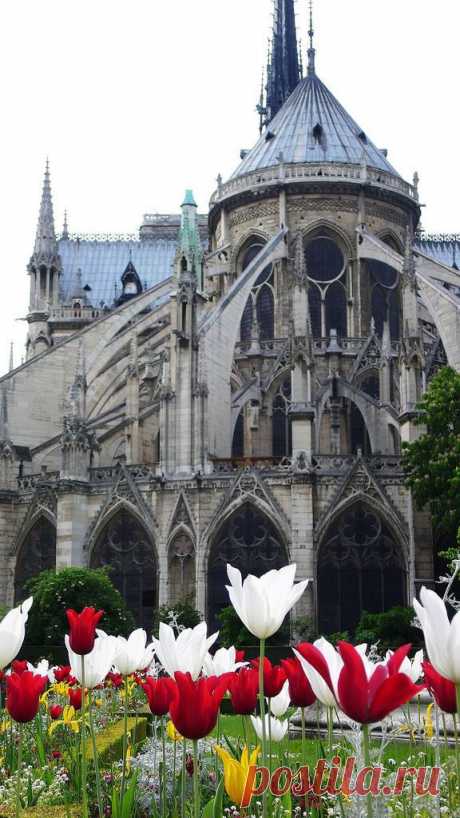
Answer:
301, 707, 306, 762
15, 723, 22, 818
362, 724, 373, 818
88, 690, 104, 818
120, 674, 129, 808
181, 739, 186, 818
80, 658, 88, 818
327, 707, 333, 754
258, 638, 268, 818
161, 717, 167, 818
193, 739, 200, 818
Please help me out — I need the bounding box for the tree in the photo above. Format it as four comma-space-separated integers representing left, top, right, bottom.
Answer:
23, 567, 135, 651
402, 366, 460, 544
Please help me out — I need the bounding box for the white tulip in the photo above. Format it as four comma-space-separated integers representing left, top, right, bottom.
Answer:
28, 659, 55, 683
0, 597, 33, 670
66, 633, 117, 689
114, 629, 152, 676
294, 638, 369, 709
153, 621, 218, 680
251, 714, 288, 743
226, 564, 309, 640
203, 646, 246, 677
269, 680, 291, 717
386, 648, 424, 684
414, 587, 460, 683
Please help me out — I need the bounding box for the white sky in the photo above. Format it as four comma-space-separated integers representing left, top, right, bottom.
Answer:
1, 0, 458, 376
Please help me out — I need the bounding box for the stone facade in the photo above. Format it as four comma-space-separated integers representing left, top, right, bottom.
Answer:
1, 6, 460, 638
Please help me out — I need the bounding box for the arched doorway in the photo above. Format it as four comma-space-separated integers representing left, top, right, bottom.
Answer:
317, 502, 406, 635
91, 508, 157, 628
207, 503, 287, 631
14, 516, 56, 603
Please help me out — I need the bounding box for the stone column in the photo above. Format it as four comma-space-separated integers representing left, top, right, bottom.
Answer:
290, 477, 315, 623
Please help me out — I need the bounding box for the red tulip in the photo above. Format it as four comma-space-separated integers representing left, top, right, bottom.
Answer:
11, 660, 28, 675
106, 672, 124, 689
142, 676, 176, 717
227, 668, 259, 715
423, 661, 457, 715
235, 650, 246, 664
66, 607, 104, 655
281, 657, 316, 708
337, 642, 424, 724
6, 671, 47, 723
185, 753, 194, 777
68, 687, 82, 710
251, 657, 286, 698
54, 665, 71, 683
49, 704, 64, 720
169, 672, 227, 740
51, 750, 62, 760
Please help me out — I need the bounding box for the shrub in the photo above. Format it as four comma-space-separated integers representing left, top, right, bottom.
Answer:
153, 598, 201, 637
217, 604, 290, 648
354, 606, 422, 652
22, 568, 135, 655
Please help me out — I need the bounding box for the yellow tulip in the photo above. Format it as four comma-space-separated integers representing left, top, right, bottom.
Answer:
0, 719, 11, 734
215, 744, 260, 807
166, 720, 183, 742
424, 703, 434, 739
48, 705, 81, 735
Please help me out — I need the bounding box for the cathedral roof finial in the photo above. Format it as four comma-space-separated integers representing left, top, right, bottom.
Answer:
62, 209, 69, 240
34, 158, 57, 259
307, 0, 316, 76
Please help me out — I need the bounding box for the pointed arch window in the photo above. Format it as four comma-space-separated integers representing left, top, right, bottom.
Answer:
14, 516, 56, 604
232, 411, 245, 457
207, 503, 287, 632
318, 502, 406, 634
90, 509, 156, 628
368, 235, 401, 341
272, 378, 292, 458
239, 241, 274, 345
305, 234, 348, 338
168, 532, 195, 606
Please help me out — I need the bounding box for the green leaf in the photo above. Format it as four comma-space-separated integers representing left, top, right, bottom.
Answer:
212, 777, 225, 818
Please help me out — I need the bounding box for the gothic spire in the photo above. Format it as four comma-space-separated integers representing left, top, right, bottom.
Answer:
34, 158, 57, 261
307, 0, 316, 76
266, 0, 301, 124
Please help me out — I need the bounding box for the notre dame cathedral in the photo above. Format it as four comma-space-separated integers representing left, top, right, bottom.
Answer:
0, 0, 459, 638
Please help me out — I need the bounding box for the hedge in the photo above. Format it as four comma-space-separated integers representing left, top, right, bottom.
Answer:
0, 808, 82, 817
86, 715, 148, 765
0, 717, 148, 817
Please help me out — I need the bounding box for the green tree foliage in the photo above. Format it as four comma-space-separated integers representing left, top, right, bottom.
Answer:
152, 598, 201, 637
354, 607, 422, 652
402, 366, 460, 543
23, 567, 135, 649
217, 604, 290, 648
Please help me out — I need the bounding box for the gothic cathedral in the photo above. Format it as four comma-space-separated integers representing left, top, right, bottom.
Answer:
1, 1, 459, 638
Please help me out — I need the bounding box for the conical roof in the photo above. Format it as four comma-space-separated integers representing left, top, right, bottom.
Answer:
231, 72, 400, 180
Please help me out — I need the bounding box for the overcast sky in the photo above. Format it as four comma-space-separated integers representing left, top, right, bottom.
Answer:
1, 0, 458, 375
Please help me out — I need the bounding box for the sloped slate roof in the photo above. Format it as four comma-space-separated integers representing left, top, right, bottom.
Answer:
416, 237, 460, 271
58, 237, 177, 307
231, 73, 400, 179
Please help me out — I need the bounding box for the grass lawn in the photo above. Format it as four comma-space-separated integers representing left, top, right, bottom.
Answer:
213, 714, 454, 768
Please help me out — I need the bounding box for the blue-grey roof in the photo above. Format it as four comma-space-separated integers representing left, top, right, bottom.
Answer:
416, 237, 460, 271
231, 73, 400, 179
58, 237, 177, 307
